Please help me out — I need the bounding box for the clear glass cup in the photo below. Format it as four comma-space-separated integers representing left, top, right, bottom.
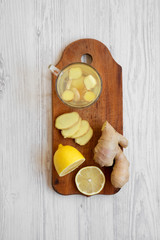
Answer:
49, 62, 102, 108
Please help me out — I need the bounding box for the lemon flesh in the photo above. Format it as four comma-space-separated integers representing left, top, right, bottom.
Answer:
75, 166, 105, 196
54, 144, 85, 177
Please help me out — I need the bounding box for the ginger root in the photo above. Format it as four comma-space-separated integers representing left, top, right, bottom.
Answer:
94, 121, 129, 188
111, 148, 129, 188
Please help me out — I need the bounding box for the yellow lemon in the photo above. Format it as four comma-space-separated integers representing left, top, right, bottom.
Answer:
54, 144, 85, 177
75, 166, 105, 196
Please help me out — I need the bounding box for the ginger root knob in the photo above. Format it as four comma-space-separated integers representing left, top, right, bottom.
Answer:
94, 121, 129, 188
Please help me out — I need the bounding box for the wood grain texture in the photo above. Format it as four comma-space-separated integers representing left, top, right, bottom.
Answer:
52, 39, 122, 195
0, 0, 160, 239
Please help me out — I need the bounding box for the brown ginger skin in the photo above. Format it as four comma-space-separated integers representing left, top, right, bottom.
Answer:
94, 121, 129, 188
111, 147, 129, 188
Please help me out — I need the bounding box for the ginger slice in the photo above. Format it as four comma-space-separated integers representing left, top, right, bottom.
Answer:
55, 112, 79, 130
71, 76, 85, 91
83, 91, 96, 102
71, 88, 80, 101
69, 67, 82, 80
75, 127, 93, 146
66, 79, 72, 90
72, 120, 90, 138
84, 75, 97, 90
62, 90, 74, 101
61, 118, 82, 138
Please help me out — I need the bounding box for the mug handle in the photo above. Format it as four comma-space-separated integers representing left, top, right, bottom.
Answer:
48, 64, 60, 76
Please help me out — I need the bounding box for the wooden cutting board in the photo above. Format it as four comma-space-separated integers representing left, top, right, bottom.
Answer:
52, 39, 122, 196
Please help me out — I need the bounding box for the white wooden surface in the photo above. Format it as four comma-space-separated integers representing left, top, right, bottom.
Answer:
0, 0, 160, 239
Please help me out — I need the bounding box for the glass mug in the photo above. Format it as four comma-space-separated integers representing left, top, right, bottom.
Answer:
49, 62, 102, 108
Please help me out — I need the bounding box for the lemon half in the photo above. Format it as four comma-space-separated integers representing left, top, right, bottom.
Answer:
54, 144, 85, 177
75, 166, 105, 196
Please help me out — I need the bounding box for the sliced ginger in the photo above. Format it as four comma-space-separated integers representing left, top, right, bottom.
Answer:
71, 88, 80, 101
75, 127, 93, 146
66, 79, 72, 90
84, 75, 97, 90
69, 67, 82, 80
55, 112, 93, 146
62, 90, 74, 101
71, 76, 85, 91
83, 91, 96, 102
63, 73, 98, 105
72, 120, 90, 138
55, 112, 79, 130
61, 118, 82, 138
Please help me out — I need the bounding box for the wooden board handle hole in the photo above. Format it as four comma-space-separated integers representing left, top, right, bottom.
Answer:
81, 54, 93, 64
